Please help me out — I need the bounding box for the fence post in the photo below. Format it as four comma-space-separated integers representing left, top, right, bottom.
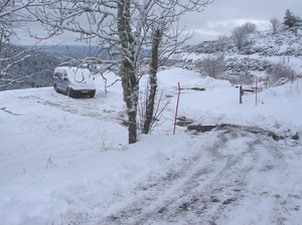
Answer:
255, 77, 258, 106
239, 85, 243, 104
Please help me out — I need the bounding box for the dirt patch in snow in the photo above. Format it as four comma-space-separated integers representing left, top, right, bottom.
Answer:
186, 123, 300, 141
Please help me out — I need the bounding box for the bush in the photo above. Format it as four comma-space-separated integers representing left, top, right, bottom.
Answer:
199, 55, 225, 78
265, 61, 297, 87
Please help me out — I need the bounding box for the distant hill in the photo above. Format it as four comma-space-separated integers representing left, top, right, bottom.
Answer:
36, 45, 97, 58
21, 45, 110, 59
165, 28, 302, 87
183, 29, 302, 56
0, 45, 63, 91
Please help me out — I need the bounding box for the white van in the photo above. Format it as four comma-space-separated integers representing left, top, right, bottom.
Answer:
53, 66, 96, 98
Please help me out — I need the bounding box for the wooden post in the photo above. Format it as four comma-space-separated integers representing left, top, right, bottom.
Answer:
239, 85, 243, 104
255, 77, 258, 106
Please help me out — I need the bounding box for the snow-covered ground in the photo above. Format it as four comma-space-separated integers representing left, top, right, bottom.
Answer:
1, 68, 302, 225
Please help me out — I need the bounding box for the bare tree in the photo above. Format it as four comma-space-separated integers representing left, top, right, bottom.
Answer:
29, 0, 214, 143
232, 22, 256, 50
241, 22, 257, 34
0, 0, 43, 81
270, 17, 280, 34
142, 0, 214, 134
216, 34, 228, 52
232, 26, 246, 51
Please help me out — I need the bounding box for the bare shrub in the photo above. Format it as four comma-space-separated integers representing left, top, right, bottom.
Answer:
138, 86, 170, 135
216, 35, 228, 52
265, 62, 297, 87
219, 73, 254, 85
199, 55, 225, 78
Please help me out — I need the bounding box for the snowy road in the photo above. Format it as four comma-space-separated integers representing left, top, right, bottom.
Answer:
59, 127, 301, 225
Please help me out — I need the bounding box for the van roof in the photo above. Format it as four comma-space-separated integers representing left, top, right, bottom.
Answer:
54, 67, 91, 76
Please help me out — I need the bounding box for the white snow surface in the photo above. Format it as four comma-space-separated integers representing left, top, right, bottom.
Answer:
1, 68, 302, 225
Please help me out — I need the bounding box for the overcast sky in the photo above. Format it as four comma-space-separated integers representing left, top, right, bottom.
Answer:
182, 0, 302, 44
16, 0, 302, 46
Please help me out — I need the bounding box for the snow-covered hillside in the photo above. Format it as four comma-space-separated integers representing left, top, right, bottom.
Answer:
173, 29, 302, 87
1, 68, 302, 225
183, 29, 302, 56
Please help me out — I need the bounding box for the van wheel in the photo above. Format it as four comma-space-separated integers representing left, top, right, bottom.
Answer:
89, 90, 96, 98
67, 88, 73, 97
54, 84, 58, 92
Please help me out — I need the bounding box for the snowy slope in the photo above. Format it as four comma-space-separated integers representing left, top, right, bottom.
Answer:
0, 68, 302, 225
183, 29, 302, 56
176, 29, 302, 89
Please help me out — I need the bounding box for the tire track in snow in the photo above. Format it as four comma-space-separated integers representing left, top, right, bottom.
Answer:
98, 128, 284, 225
54, 127, 298, 225
23, 94, 127, 124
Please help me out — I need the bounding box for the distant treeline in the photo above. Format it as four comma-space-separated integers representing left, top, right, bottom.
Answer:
0, 44, 63, 91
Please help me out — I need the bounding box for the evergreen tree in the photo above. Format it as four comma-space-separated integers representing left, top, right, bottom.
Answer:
283, 9, 300, 28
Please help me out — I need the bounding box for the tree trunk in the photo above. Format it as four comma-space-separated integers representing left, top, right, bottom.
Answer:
118, 0, 139, 144
121, 60, 139, 144
143, 29, 162, 134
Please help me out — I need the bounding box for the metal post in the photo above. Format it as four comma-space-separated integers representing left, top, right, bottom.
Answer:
173, 82, 181, 135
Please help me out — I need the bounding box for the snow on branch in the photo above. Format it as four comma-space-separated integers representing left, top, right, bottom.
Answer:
0, 48, 32, 79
